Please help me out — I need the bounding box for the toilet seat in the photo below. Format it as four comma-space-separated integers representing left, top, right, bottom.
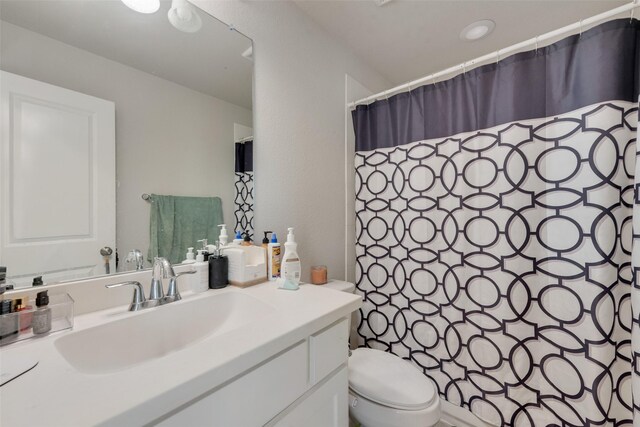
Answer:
348, 348, 436, 411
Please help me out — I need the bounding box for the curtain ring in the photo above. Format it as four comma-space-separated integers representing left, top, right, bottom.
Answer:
496, 49, 501, 65
631, 7, 635, 23
535, 36, 539, 54
462, 62, 466, 76
579, 19, 583, 37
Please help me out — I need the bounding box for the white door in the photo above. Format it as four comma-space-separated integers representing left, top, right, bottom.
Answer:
0, 71, 115, 282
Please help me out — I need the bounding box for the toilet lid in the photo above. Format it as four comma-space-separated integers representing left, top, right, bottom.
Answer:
348, 348, 436, 411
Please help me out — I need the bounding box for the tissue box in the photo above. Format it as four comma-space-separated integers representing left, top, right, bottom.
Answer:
225, 245, 267, 288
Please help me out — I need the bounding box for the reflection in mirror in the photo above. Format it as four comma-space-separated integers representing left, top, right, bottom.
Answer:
0, 0, 254, 288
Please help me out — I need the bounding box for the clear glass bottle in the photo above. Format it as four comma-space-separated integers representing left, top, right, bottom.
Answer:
32, 291, 51, 335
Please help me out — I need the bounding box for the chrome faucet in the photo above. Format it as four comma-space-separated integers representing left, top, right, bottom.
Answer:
152, 257, 196, 303
150, 257, 172, 302
125, 249, 145, 271
106, 257, 195, 311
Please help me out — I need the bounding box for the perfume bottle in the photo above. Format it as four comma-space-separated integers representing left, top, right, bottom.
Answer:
32, 291, 51, 335
12, 297, 33, 331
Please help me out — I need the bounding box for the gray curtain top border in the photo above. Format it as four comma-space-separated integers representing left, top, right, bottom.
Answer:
352, 18, 640, 152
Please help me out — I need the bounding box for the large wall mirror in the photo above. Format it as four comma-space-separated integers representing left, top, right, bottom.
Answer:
0, 0, 254, 289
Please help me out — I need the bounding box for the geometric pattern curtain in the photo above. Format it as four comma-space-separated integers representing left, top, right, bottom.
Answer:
352, 19, 640, 426
234, 140, 254, 239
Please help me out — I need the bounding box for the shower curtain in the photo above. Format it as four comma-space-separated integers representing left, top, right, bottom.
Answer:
234, 140, 254, 239
352, 19, 640, 426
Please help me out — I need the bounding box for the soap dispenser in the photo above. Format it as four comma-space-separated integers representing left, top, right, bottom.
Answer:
280, 228, 301, 290
197, 239, 210, 260
192, 250, 209, 293
262, 231, 272, 249
218, 224, 229, 246
241, 231, 252, 246
182, 247, 196, 264
208, 241, 228, 289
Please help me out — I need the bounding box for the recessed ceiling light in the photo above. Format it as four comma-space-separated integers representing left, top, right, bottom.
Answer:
460, 19, 495, 41
120, 0, 160, 14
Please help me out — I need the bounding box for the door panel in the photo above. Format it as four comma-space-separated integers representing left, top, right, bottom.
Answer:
1, 71, 115, 279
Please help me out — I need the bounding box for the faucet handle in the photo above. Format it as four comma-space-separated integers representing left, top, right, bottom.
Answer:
165, 271, 196, 303
166, 271, 197, 302
105, 281, 147, 311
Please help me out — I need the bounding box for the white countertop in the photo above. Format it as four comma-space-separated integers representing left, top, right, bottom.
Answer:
0, 282, 361, 427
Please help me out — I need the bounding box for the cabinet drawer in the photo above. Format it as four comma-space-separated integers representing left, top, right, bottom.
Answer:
309, 318, 348, 385
157, 341, 309, 427
272, 366, 349, 427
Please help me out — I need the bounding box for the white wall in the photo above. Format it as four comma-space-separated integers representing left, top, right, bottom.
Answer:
1, 21, 253, 262
345, 75, 374, 284
194, 1, 391, 281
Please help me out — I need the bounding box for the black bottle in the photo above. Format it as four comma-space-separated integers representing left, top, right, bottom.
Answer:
208, 256, 228, 289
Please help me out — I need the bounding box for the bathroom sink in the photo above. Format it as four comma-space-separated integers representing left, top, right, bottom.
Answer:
54, 292, 275, 374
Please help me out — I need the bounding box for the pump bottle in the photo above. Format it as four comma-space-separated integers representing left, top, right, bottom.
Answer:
218, 224, 228, 246
192, 249, 209, 293
233, 231, 243, 245
280, 228, 301, 290
268, 233, 281, 281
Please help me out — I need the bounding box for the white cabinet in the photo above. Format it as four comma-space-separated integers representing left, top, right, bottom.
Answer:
156, 318, 350, 427
271, 367, 348, 427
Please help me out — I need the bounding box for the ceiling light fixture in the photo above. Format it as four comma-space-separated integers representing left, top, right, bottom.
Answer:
460, 19, 495, 41
120, 0, 160, 14
168, 0, 202, 33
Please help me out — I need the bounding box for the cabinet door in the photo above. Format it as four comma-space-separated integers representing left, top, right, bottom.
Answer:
156, 341, 309, 427
272, 366, 349, 427
0, 71, 115, 279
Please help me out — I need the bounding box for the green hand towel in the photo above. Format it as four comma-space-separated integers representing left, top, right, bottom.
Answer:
147, 194, 223, 264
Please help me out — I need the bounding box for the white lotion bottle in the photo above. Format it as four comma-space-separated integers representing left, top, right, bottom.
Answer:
280, 227, 301, 290
218, 224, 228, 246
192, 249, 209, 293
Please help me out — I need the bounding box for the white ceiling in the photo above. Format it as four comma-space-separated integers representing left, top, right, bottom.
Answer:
0, 0, 253, 109
294, 0, 628, 87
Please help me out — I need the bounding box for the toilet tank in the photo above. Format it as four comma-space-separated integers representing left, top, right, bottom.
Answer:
318, 280, 358, 347
322, 280, 355, 294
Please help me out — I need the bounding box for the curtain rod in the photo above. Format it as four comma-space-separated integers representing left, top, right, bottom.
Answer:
349, 0, 639, 109
235, 136, 254, 143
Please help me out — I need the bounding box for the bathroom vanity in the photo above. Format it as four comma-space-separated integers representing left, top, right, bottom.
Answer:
0, 282, 361, 426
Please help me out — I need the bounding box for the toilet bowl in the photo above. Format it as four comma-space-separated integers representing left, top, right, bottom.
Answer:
322, 281, 442, 427
348, 348, 441, 427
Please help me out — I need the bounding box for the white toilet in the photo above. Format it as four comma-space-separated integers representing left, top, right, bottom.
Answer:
323, 281, 441, 427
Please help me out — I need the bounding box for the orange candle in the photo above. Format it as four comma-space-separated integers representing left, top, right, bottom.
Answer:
311, 265, 327, 285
